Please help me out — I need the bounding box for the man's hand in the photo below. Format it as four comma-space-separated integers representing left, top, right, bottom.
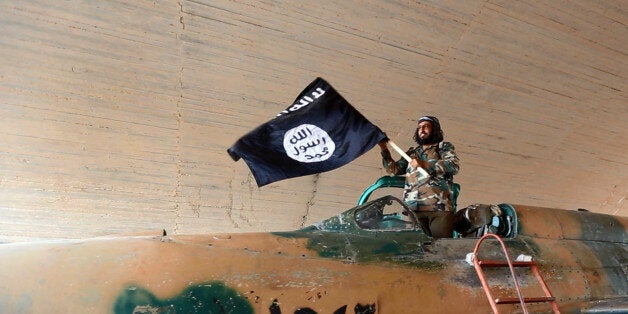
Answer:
377, 139, 389, 150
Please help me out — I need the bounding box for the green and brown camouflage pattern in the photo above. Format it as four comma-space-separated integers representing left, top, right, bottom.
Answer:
383, 142, 460, 212
0, 198, 625, 313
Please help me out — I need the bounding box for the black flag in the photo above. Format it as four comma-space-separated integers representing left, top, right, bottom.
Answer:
227, 78, 386, 187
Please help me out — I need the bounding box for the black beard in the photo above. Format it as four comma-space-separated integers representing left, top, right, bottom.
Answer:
416, 134, 438, 145
413, 126, 443, 145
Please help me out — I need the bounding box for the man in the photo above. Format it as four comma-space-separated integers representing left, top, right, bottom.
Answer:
378, 116, 460, 238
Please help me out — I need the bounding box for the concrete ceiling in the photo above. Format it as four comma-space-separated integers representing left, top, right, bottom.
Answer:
0, 0, 625, 242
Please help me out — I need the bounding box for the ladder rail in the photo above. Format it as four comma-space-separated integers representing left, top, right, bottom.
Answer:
472, 233, 529, 314
472, 233, 560, 313
529, 263, 561, 313
478, 258, 559, 311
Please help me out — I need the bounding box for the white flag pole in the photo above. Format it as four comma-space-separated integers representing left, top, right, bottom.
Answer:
387, 141, 410, 162
387, 140, 430, 181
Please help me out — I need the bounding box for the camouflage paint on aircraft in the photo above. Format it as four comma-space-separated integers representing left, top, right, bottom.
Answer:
113, 281, 253, 313
272, 196, 444, 268
0, 198, 625, 313
114, 282, 376, 314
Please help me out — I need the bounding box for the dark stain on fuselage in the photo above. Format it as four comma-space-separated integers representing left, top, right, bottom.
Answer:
273, 226, 444, 269
113, 281, 253, 313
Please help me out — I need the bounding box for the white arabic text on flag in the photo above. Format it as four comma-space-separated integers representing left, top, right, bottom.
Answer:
227, 78, 387, 187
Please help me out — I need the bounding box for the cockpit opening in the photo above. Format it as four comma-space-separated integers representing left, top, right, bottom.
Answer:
354, 196, 517, 239
354, 196, 419, 231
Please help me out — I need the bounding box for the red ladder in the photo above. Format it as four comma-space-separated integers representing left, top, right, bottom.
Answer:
472, 233, 560, 314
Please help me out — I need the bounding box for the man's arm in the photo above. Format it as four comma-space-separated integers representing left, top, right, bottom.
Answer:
432, 142, 460, 177
379, 140, 406, 175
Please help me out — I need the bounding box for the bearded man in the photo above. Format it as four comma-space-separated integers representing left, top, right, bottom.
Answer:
378, 116, 460, 238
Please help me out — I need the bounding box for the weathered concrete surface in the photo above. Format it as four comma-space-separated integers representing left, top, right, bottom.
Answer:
0, 1, 625, 241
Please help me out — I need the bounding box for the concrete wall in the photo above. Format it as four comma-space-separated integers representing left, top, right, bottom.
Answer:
0, 0, 625, 241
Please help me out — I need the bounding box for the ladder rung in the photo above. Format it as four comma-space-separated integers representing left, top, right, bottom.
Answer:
478, 260, 536, 267
495, 296, 556, 304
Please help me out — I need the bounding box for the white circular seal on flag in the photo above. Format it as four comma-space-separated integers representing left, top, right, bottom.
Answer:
283, 124, 335, 163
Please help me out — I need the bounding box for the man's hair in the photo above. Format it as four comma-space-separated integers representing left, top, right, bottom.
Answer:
414, 116, 444, 145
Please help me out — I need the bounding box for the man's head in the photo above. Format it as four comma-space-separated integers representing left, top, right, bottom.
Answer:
413, 116, 444, 145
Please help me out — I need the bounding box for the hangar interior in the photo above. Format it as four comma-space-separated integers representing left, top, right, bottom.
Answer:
0, 1, 625, 242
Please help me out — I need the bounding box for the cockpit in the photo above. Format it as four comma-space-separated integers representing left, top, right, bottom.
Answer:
354, 194, 516, 239
354, 195, 418, 231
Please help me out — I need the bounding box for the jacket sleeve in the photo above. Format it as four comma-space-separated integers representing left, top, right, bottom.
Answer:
428, 142, 459, 177
381, 149, 408, 176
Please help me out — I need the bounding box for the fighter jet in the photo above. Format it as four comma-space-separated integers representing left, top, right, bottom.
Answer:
0, 177, 625, 313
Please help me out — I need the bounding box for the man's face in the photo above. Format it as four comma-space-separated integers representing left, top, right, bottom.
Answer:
417, 121, 433, 141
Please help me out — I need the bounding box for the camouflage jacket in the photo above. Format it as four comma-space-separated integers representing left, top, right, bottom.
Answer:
382, 141, 460, 211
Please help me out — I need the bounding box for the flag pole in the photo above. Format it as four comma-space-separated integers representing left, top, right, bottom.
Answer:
387, 140, 430, 181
